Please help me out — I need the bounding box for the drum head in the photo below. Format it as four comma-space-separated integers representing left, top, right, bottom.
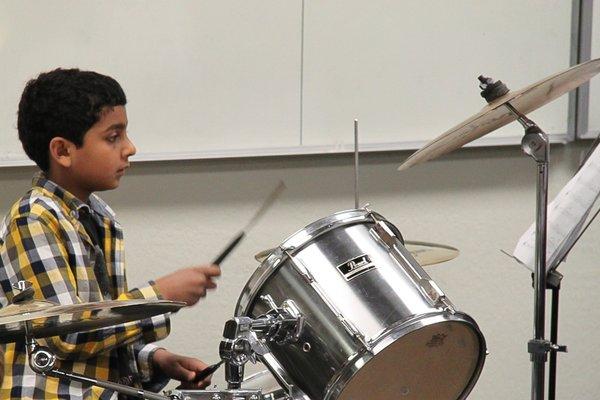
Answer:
338, 321, 482, 400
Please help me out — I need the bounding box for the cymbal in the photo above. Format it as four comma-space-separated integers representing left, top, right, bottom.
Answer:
254, 240, 459, 267
398, 58, 600, 171
254, 248, 275, 263
0, 298, 185, 343
404, 240, 459, 267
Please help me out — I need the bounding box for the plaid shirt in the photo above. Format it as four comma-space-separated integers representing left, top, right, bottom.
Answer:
0, 174, 171, 399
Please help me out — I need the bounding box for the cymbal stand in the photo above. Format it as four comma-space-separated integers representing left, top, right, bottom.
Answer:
504, 102, 567, 400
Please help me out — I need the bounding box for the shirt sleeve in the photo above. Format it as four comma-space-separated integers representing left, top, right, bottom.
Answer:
1, 215, 170, 361
134, 342, 170, 392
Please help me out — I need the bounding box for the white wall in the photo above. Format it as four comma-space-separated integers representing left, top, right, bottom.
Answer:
0, 144, 599, 398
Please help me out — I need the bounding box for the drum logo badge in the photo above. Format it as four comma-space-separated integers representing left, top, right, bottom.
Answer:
426, 333, 448, 348
337, 254, 376, 281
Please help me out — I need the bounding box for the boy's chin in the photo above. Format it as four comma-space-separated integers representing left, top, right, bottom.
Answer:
93, 180, 121, 192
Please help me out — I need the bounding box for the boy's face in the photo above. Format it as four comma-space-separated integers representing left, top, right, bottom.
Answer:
68, 105, 136, 194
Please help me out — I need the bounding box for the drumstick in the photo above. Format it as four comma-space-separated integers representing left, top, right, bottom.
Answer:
192, 360, 224, 382
212, 181, 286, 265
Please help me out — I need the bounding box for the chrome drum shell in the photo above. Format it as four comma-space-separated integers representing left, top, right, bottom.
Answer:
236, 209, 486, 400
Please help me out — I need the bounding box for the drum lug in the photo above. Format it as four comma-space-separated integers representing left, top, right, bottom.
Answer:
419, 279, 456, 314
370, 220, 456, 313
340, 317, 371, 351
369, 220, 398, 249
287, 254, 315, 283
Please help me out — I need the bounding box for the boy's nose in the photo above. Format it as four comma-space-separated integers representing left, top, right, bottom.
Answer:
124, 136, 137, 157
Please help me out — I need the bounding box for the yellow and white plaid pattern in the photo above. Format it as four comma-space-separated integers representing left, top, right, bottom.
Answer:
0, 174, 170, 399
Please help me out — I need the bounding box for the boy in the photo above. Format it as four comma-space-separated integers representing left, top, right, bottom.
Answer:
0, 69, 222, 399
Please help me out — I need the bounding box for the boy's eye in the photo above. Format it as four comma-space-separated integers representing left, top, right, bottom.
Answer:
107, 134, 118, 142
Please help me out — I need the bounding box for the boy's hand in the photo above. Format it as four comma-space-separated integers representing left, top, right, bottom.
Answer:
152, 349, 212, 389
155, 265, 221, 306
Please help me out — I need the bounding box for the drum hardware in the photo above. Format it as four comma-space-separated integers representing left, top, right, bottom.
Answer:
286, 255, 316, 284
369, 213, 456, 313
25, 337, 170, 400
284, 253, 370, 349
212, 181, 286, 266
506, 101, 552, 400
218, 300, 308, 400
257, 295, 305, 344
11, 280, 36, 303
165, 388, 264, 400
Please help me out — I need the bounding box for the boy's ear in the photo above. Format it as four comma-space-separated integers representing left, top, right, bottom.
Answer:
48, 137, 75, 168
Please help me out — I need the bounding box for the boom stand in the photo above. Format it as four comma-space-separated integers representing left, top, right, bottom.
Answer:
505, 102, 554, 400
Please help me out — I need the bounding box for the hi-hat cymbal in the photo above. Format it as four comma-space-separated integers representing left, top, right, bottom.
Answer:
0, 298, 185, 343
254, 240, 459, 267
398, 58, 600, 171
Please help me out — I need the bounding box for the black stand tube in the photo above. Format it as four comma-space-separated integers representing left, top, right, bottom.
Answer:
546, 270, 566, 400
548, 285, 559, 400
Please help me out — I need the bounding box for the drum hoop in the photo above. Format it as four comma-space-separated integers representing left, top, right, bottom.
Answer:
323, 312, 487, 400
235, 209, 389, 316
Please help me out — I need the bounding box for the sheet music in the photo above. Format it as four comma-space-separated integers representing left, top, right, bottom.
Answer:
513, 145, 600, 271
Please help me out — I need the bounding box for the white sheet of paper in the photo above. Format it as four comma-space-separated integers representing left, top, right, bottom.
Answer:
513, 144, 600, 271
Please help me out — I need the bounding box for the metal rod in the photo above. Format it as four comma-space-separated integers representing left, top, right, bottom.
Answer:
548, 284, 561, 400
532, 155, 549, 400
507, 100, 550, 400
354, 119, 359, 209
48, 369, 169, 400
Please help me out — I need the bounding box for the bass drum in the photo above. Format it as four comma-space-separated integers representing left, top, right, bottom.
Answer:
236, 209, 486, 400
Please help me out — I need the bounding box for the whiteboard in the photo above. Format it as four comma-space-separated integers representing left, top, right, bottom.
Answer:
0, 1, 575, 167
302, 0, 573, 147
0, 1, 302, 166
589, 0, 600, 137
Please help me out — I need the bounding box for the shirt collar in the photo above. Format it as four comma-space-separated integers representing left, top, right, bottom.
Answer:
31, 172, 116, 220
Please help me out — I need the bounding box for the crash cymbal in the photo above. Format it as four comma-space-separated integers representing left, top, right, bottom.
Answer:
0, 298, 185, 343
255, 241, 459, 266
398, 58, 600, 171
404, 240, 459, 267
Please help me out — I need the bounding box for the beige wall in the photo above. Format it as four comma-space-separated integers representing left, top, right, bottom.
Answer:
1, 143, 598, 398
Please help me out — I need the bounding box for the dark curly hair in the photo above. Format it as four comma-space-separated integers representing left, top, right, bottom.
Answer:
17, 68, 127, 171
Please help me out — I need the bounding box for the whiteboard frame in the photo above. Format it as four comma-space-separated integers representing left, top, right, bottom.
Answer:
573, 0, 596, 139
0, 1, 584, 167
1, 133, 569, 167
